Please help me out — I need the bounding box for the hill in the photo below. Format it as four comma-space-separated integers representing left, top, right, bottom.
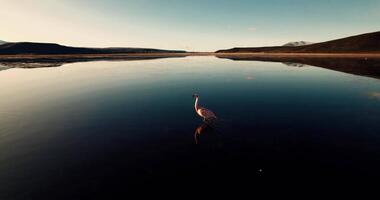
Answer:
0, 42, 186, 55
216, 31, 380, 53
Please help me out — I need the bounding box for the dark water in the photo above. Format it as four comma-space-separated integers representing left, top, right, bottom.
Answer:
1, 57, 380, 198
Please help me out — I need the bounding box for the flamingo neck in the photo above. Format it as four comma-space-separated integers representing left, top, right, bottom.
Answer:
194, 97, 199, 111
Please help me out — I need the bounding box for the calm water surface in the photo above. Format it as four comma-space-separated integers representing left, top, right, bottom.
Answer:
1, 57, 380, 198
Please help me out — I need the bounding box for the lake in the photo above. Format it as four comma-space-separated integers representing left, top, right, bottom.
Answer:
1, 56, 380, 198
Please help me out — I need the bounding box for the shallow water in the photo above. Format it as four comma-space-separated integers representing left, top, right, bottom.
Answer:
1, 57, 380, 197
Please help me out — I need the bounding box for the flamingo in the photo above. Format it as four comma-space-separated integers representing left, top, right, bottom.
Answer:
193, 94, 217, 122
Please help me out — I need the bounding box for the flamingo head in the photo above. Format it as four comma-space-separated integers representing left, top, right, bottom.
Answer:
192, 93, 199, 98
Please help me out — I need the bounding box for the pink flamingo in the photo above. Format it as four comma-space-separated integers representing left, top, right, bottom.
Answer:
193, 94, 217, 122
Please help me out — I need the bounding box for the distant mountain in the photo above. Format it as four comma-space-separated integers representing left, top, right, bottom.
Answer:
216, 31, 380, 53
283, 41, 313, 47
0, 42, 186, 55
0, 40, 6, 45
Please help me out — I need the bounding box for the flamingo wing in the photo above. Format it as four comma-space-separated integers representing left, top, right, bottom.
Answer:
198, 107, 216, 119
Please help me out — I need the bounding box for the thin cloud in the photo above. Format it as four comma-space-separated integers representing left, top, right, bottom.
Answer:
248, 27, 257, 32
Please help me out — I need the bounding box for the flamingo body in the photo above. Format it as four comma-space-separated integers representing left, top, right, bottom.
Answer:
196, 107, 216, 119
193, 94, 217, 121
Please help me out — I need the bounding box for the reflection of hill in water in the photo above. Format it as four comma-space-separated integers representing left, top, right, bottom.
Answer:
0, 54, 187, 71
217, 55, 380, 80
0, 65, 10, 71
2, 54, 380, 81
0, 62, 64, 69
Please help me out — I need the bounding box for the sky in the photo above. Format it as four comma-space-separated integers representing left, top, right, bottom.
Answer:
0, 0, 379, 51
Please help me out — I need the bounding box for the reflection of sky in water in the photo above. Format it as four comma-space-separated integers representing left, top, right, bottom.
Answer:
1, 56, 380, 145
1, 56, 380, 142
1, 57, 380, 197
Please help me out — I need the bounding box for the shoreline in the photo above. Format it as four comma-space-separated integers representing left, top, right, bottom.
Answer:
0, 52, 380, 66
1, 52, 380, 62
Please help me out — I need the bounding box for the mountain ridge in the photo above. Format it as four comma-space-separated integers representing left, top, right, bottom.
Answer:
216, 31, 380, 53
0, 42, 186, 55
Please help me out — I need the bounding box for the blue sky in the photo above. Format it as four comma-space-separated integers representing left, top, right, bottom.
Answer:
1, 0, 379, 51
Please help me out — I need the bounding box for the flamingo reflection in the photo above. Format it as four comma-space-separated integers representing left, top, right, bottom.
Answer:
194, 122, 214, 144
